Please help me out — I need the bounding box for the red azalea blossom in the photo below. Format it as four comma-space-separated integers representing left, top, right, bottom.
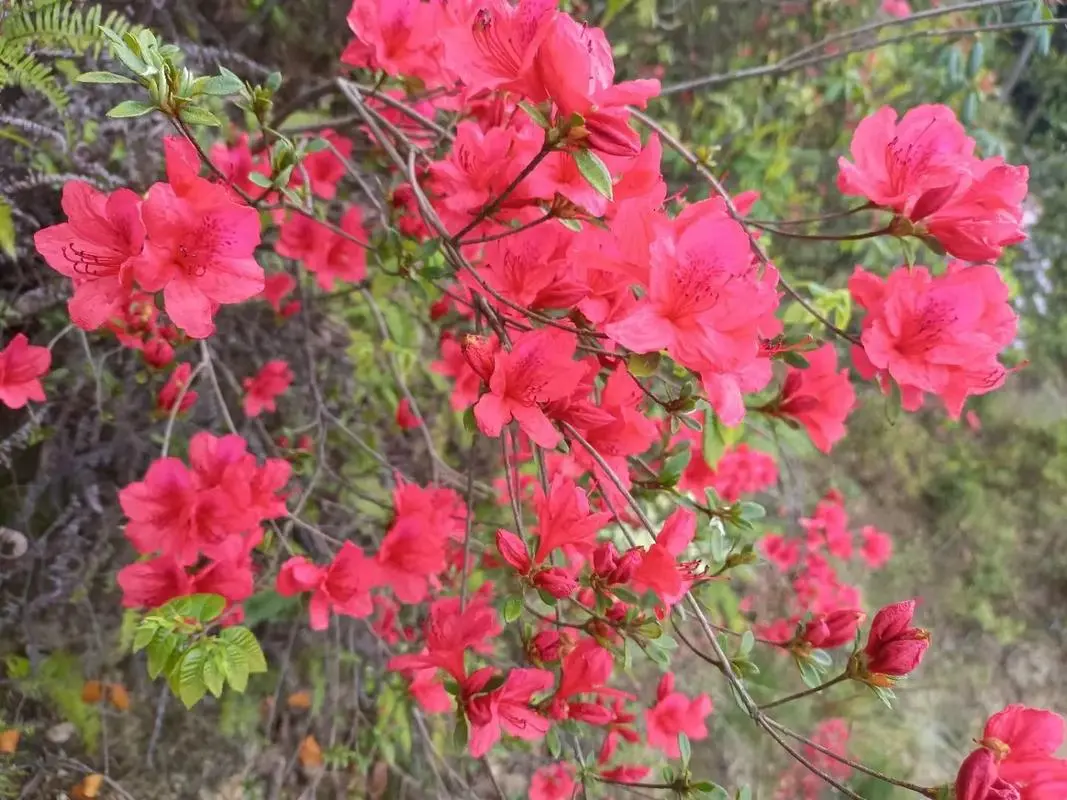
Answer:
243, 360, 294, 417
473, 327, 581, 448
396, 397, 420, 430
0, 334, 51, 409
530, 762, 577, 800
134, 143, 264, 338
277, 542, 380, 630
33, 181, 144, 330
775, 343, 855, 453
850, 263, 1017, 418
644, 672, 713, 757
158, 362, 199, 414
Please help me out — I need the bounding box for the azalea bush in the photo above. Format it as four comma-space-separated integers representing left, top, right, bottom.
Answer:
2, 0, 1066, 798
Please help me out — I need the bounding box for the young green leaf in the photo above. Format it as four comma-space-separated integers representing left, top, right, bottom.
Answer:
198, 73, 245, 97
77, 71, 138, 85
220, 627, 267, 673
503, 595, 522, 624
222, 642, 250, 692
202, 649, 226, 698
179, 106, 223, 127
572, 149, 614, 201
177, 646, 208, 709
107, 100, 156, 119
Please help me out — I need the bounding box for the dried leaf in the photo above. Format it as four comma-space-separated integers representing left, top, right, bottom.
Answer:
81, 680, 104, 704
72, 773, 104, 800
286, 690, 312, 710
0, 729, 19, 754
107, 683, 131, 712
368, 761, 389, 799
298, 734, 323, 769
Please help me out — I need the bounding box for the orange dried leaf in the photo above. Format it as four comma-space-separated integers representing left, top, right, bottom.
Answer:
72, 773, 104, 800
107, 683, 131, 712
298, 734, 323, 769
0, 729, 19, 754
286, 690, 312, 710
81, 680, 103, 704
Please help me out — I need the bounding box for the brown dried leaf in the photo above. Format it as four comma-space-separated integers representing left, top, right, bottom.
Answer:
298, 734, 323, 769
72, 773, 104, 799
0, 729, 19, 754
368, 760, 389, 799
286, 690, 312, 710
81, 680, 103, 704
107, 683, 131, 712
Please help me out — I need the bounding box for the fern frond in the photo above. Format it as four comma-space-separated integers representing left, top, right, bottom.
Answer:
0, 41, 68, 109
1, 1, 140, 57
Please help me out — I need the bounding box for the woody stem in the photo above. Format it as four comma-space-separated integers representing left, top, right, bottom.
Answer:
764, 717, 940, 798
451, 144, 553, 242
748, 222, 894, 241
757, 673, 848, 711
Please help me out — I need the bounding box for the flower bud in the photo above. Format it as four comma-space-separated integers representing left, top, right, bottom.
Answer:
801, 609, 865, 650
460, 334, 497, 383
529, 630, 567, 664
532, 567, 578, 599
495, 529, 531, 575
585, 111, 641, 157
143, 337, 175, 368
608, 549, 642, 585
592, 542, 619, 577
862, 599, 930, 678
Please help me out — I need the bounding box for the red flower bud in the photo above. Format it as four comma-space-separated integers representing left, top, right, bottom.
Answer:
584, 111, 641, 157
592, 542, 619, 577
529, 630, 566, 664
567, 701, 615, 725
802, 609, 865, 650
495, 529, 531, 575
533, 567, 578, 599
863, 599, 930, 677
461, 334, 497, 383
607, 549, 642, 586
142, 337, 175, 368
955, 749, 1019, 800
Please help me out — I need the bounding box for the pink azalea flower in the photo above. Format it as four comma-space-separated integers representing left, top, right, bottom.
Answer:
277, 542, 380, 630
644, 672, 713, 757
0, 334, 51, 409
530, 763, 577, 800
850, 263, 1017, 418
243, 360, 293, 417
473, 328, 582, 448
776, 343, 856, 453
631, 508, 697, 608
33, 181, 145, 329
465, 667, 555, 757
134, 171, 263, 339
157, 362, 199, 415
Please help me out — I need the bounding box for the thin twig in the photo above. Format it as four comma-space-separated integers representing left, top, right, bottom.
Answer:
758, 673, 847, 711
199, 341, 239, 435
160, 362, 205, 457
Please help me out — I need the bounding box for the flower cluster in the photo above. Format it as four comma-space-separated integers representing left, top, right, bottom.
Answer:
116, 433, 291, 619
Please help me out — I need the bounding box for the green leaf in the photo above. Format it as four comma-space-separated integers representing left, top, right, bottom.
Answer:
627, 351, 661, 378
202, 649, 226, 698
738, 501, 766, 522
678, 732, 691, 766
503, 596, 522, 624
146, 632, 179, 679
556, 218, 582, 232
178, 646, 208, 709
966, 40, 984, 79
961, 92, 979, 126
0, 202, 13, 259
100, 27, 150, 76
77, 71, 137, 84
546, 726, 562, 758
107, 100, 155, 119
247, 171, 273, 188
180, 105, 222, 127
518, 100, 549, 127
132, 621, 159, 652
572, 149, 614, 201
808, 648, 833, 669
219, 627, 267, 673
199, 73, 244, 96
797, 657, 825, 689
739, 630, 755, 657
222, 643, 250, 692
453, 714, 469, 749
